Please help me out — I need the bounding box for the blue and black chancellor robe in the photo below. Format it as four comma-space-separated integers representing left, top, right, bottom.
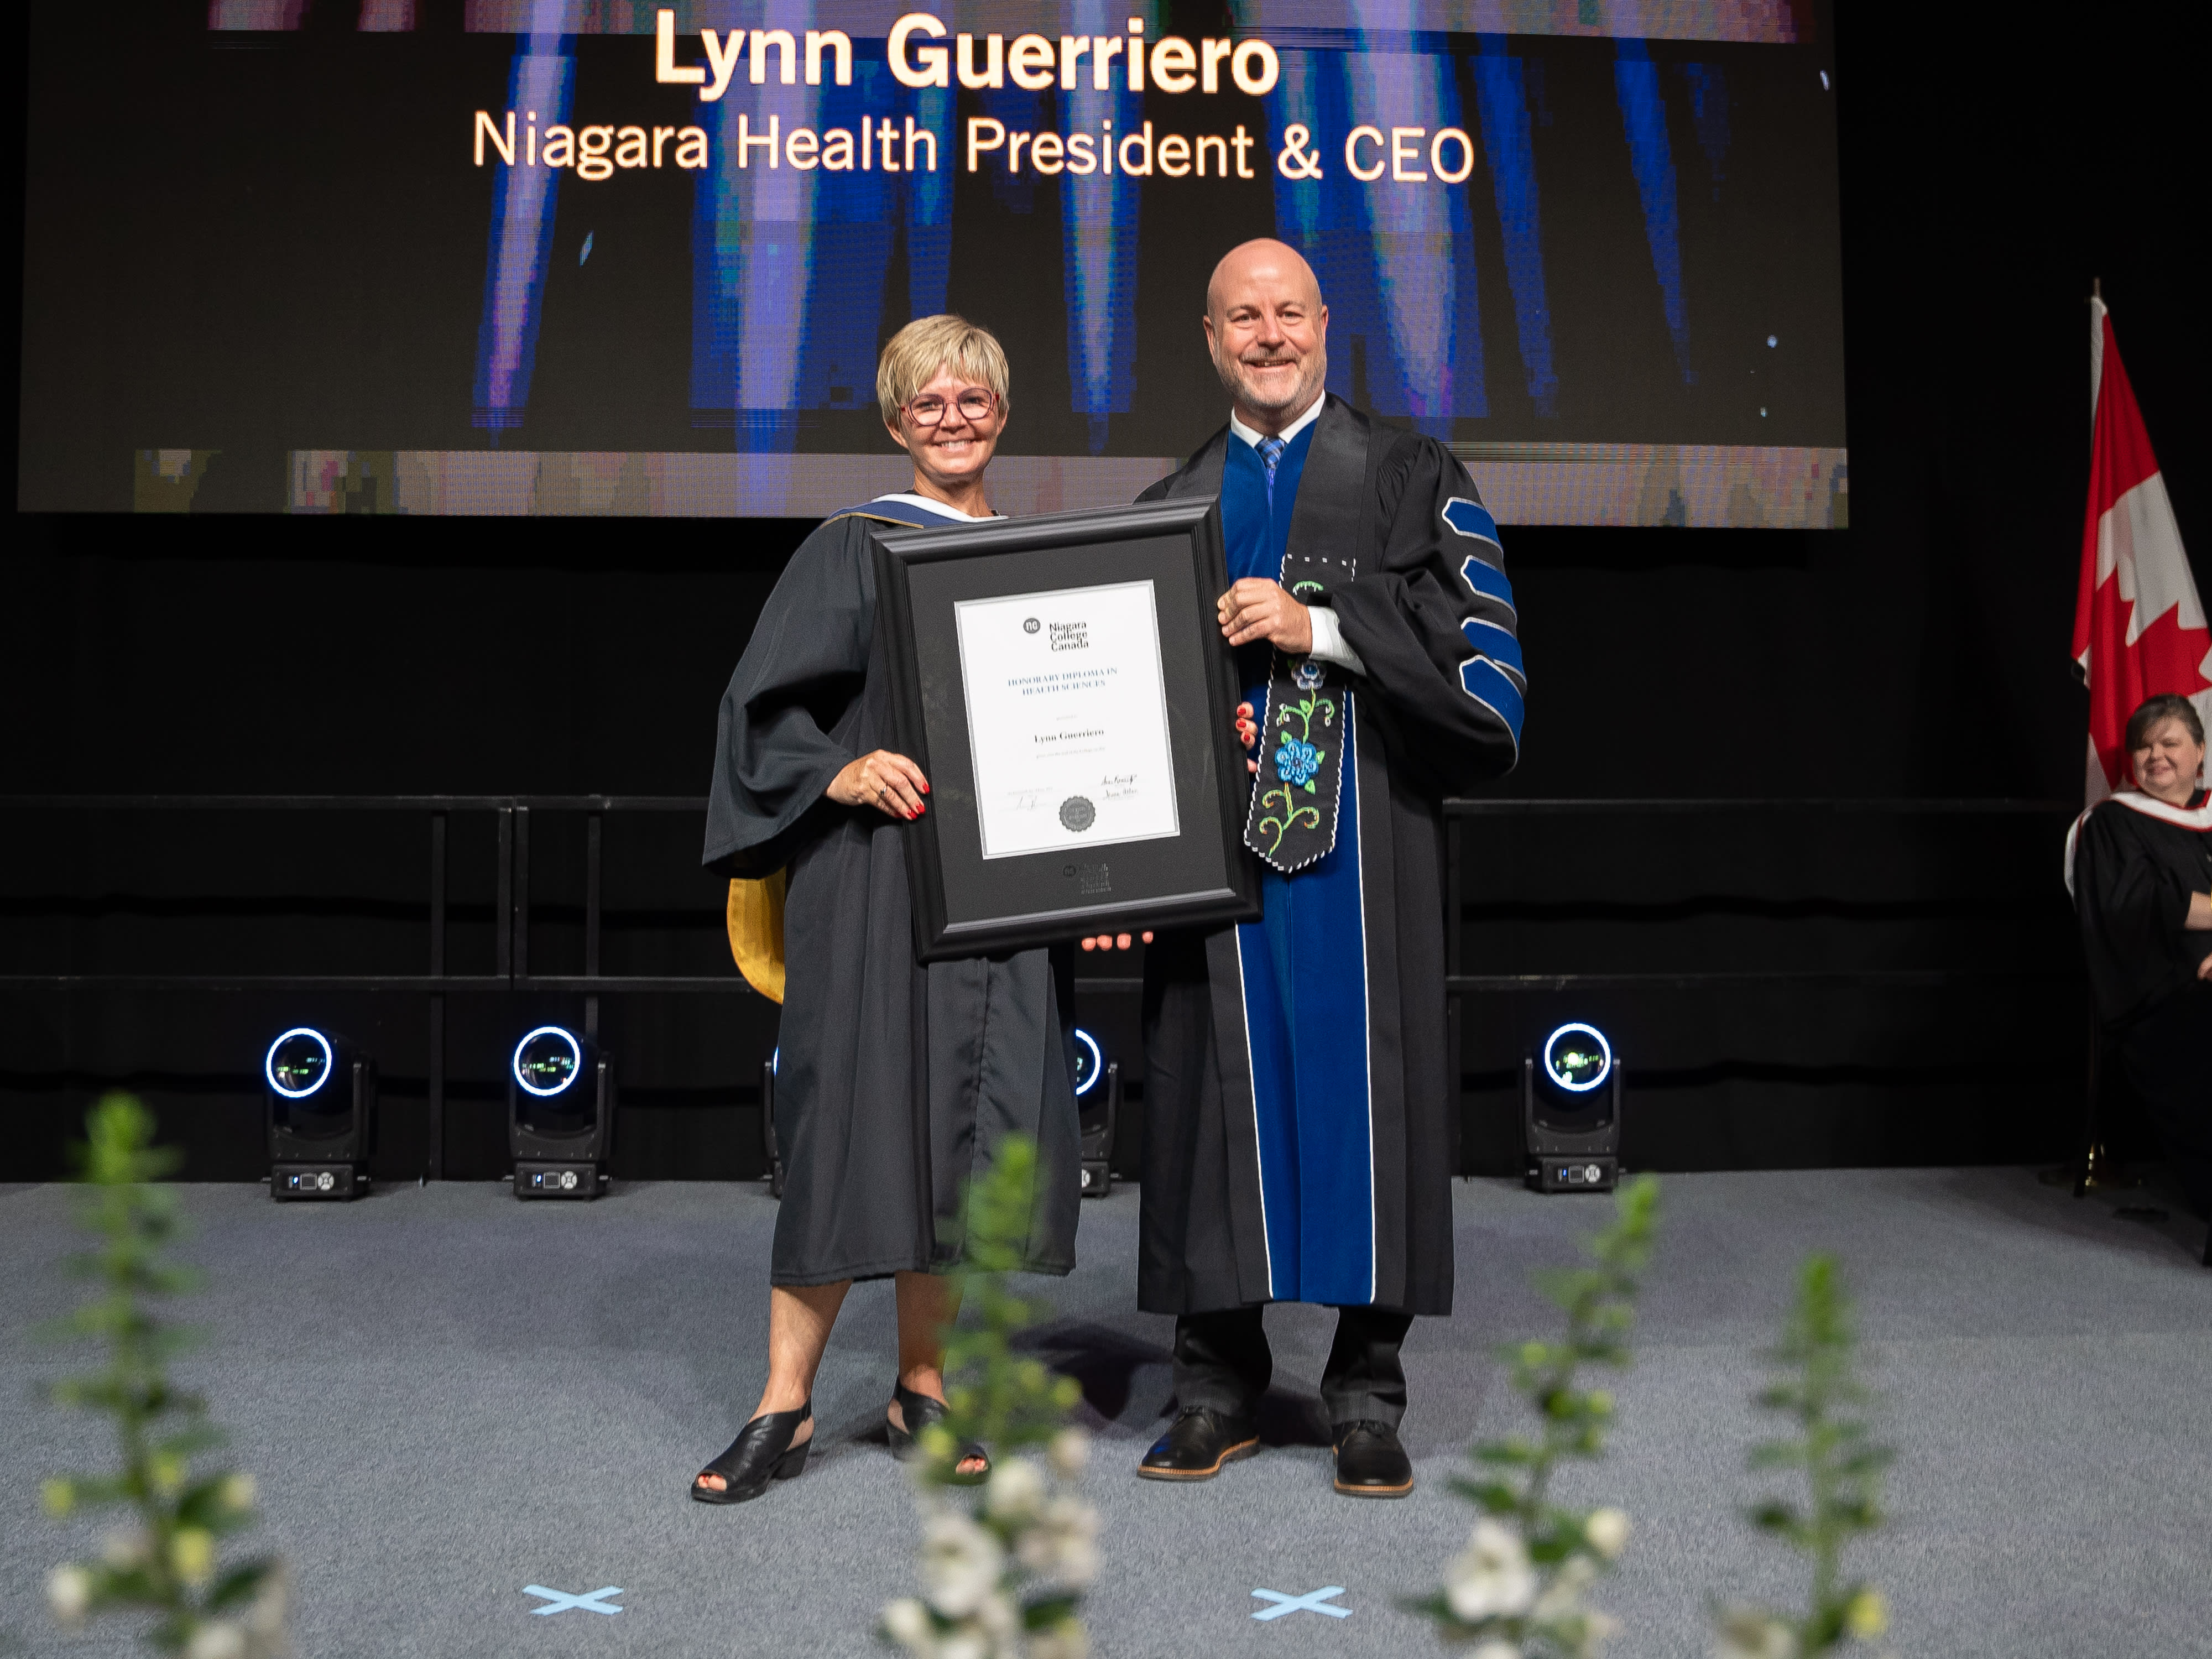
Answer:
1135, 397, 1524, 1317
702, 494, 1081, 1286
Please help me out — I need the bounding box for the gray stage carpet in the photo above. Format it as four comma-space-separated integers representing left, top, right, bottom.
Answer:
3, 1168, 2208, 1658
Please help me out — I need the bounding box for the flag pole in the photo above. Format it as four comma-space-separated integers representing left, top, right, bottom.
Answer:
2072, 269, 2140, 1196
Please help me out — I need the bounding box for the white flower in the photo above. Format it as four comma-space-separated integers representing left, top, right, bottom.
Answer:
102, 1527, 152, 1568
1469, 1643, 1523, 1659
983, 1457, 1046, 1524
1583, 1507, 1629, 1561
1026, 1618, 1089, 1659
883, 1597, 934, 1651
1570, 1608, 1623, 1658
246, 1561, 288, 1641
1446, 1520, 1538, 1622
1016, 1495, 1101, 1589
1713, 1608, 1799, 1659
221, 1473, 258, 1512
185, 1620, 247, 1659
936, 1631, 990, 1659
1844, 1588, 1888, 1641
974, 1589, 1020, 1642
1046, 1428, 1090, 1482
171, 1526, 216, 1587
47, 1564, 92, 1627
1531, 1554, 1597, 1624
920, 1510, 1006, 1619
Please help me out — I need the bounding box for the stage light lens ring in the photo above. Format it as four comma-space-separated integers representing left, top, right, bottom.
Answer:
1072, 1028, 1103, 1096
512, 1026, 583, 1097
1542, 1022, 1613, 1093
264, 1028, 333, 1099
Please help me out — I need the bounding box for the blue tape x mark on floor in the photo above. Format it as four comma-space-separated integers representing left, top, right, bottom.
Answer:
1251, 1585, 1352, 1621
524, 1585, 625, 1616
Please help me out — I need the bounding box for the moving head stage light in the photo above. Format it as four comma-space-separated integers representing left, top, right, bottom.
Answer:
265, 1027, 376, 1201
509, 1025, 614, 1199
1523, 1022, 1621, 1194
1073, 1029, 1118, 1198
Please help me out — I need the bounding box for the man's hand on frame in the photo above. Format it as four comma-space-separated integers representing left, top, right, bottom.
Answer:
1217, 578, 1313, 654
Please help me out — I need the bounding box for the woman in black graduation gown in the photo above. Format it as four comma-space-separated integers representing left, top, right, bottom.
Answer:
2068, 694, 2212, 1214
690, 316, 1081, 1504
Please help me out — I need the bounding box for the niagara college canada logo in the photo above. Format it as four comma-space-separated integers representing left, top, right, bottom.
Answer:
1023, 617, 1041, 633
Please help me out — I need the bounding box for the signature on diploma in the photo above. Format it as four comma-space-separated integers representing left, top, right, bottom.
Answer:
1100, 773, 1140, 799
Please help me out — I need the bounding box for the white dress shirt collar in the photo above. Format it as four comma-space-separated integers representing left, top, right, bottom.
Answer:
1229, 392, 1325, 451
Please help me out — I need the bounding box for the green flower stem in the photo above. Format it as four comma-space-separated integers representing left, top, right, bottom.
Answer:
43, 1095, 278, 1655
1418, 1176, 1660, 1656
1735, 1254, 1892, 1654
926, 1138, 1082, 1473
885, 1136, 1092, 1655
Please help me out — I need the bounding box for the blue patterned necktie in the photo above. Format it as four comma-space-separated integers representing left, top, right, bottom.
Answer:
1256, 433, 1286, 508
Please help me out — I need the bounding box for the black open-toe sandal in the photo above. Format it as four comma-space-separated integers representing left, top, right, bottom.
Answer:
888, 1383, 990, 1483
691, 1402, 812, 1505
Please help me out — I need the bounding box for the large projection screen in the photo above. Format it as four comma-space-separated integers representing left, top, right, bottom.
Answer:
18, 2, 1843, 526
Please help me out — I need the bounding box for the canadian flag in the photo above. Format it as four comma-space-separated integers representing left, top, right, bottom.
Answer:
2071, 294, 2211, 804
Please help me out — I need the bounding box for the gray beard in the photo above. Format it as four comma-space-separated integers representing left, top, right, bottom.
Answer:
1217, 352, 1327, 418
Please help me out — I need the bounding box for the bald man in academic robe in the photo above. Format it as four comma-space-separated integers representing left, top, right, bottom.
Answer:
1132, 239, 1524, 1498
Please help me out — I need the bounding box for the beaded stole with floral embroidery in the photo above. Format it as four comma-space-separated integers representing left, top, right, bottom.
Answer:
1243, 549, 1352, 873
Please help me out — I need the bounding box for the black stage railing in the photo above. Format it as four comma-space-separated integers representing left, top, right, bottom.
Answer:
2, 795, 735, 995
4, 794, 739, 1176
2, 794, 2082, 1173
1439, 797, 2077, 992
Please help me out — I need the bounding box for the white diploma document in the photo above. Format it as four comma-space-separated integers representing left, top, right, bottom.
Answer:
954, 580, 1181, 860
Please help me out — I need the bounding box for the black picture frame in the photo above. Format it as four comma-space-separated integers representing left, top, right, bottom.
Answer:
871, 495, 1261, 963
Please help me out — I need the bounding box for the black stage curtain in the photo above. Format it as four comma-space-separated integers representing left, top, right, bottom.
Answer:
2, 3, 2204, 1178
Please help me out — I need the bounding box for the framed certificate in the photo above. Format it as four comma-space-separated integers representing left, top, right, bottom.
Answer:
872, 496, 1261, 962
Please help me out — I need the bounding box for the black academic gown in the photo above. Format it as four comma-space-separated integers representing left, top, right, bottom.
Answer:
702, 499, 1081, 1285
2070, 790, 2212, 1026
1134, 397, 1523, 1317
2069, 789, 2212, 1212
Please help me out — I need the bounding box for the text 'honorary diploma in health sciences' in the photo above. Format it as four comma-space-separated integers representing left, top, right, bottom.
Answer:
955, 581, 1181, 860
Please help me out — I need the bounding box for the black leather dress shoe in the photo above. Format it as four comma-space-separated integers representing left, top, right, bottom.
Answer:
1332, 1421, 1413, 1498
1137, 1407, 1260, 1481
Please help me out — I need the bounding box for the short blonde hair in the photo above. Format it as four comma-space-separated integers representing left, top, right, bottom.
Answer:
877, 314, 1010, 426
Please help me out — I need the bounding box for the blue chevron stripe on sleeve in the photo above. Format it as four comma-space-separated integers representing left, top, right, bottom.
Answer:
1442, 496, 1501, 549
1459, 656, 1526, 744
1461, 618, 1525, 687
1458, 554, 1515, 615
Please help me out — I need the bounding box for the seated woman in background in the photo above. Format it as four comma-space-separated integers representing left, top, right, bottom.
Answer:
690, 315, 1080, 1504
2068, 693, 2212, 1214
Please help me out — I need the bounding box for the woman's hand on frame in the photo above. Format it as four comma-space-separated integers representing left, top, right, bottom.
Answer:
827, 750, 929, 820
1235, 701, 1259, 774
1079, 931, 1154, 952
